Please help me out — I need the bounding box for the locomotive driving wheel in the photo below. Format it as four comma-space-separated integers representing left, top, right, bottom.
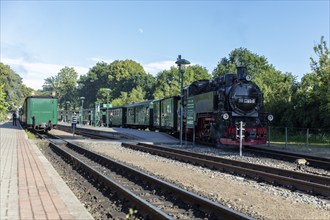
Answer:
196, 116, 215, 144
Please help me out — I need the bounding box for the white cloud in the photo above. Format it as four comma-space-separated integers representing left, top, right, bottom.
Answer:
2, 57, 89, 90
2, 57, 190, 90
139, 28, 144, 33
142, 60, 176, 75
89, 57, 114, 64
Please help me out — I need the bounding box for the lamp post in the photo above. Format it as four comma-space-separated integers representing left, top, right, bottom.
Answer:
79, 97, 85, 125
175, 55, 190, 146
104, 89, 111, 127
65, 101, 70, 123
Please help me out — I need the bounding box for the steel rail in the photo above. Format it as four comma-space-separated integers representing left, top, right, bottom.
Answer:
65, 141, 253, 220
49, 142, 172, 220
244, 145, 330, 170
122, 142, 330, 197
45, 134, 253, 220
56, 124, 329, 170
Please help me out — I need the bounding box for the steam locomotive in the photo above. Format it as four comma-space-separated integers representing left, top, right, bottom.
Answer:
184, 67, 273, 145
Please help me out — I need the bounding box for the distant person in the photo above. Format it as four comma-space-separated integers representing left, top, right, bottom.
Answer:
71, 113, 77, 129
12, 111, 17, 126
71, 113, 78, 135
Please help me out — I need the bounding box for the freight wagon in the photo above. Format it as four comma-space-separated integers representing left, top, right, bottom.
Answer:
20, 96, 58, 132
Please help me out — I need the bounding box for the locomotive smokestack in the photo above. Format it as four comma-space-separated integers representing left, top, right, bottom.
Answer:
237, 66, 247, 80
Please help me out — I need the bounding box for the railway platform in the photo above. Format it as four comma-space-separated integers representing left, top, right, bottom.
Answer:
58, 122, 179, 144
0, 121, 93, 220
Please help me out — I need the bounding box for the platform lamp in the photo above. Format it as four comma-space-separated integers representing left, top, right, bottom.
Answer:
175, 55, 190, 146
104, 88, 111, 127
65, 101, 70, 123
79, 97, 85, 125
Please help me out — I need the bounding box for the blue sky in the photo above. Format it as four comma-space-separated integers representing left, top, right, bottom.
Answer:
1, 1, 329, 90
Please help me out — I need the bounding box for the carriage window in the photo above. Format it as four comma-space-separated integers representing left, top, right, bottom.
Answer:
167, 104, 171, 113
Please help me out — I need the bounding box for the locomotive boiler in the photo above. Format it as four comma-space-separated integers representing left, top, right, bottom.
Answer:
183, 67, 273, 146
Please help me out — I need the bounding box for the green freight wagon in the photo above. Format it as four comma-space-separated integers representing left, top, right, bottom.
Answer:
125, 100, 153, 129
20, 96, 58, 132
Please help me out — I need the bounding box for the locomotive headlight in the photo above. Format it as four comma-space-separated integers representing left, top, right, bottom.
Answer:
222, 113, 230, 120
267, 114, 274, 122
245, 75, 252, 81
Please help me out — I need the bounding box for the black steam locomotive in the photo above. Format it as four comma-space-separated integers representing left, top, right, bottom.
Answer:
184, 67, 273, 145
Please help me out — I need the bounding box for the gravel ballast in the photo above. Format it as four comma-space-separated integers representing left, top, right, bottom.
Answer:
75, 140, 329, 220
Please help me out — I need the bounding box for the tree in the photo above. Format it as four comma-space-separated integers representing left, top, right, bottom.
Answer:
153, 67, 180, 98
42, 75, 59, 95
127, 86, 146, 103
153, 65, 210, 98
111, 92, 128, 106
108, 60, 155, 100
307, 36, 330, 128
57, 67, 78, 109
310, 36, 330, 83
111, 86, 147, 106
78, 60, 155, 108
212, 48, 270, 78
0, 63, 27, 110
292, 73, 321, 128
78, 62, 110, 108
43, 67, 78, 109
0, 84, 9, 121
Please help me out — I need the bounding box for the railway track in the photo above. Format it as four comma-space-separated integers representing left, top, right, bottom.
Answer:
121, 142, 330, 198
245, 145, 330, 170
42, 133, 252, 219
56, 125, 330, 170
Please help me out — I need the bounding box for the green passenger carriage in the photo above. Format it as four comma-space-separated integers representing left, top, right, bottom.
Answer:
107, 106, 126, 127
153, 96, 179, 132
125, 100, 153, 129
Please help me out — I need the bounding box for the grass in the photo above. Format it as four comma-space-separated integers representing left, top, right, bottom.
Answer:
269, 141, 330, 147
25, 129, 36, 139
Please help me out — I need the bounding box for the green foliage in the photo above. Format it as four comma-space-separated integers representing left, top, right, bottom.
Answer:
0, 84, 9, 121
78, 60, 155, 108
112, 86, 146, 106
153, 65, 210, 98
25, 129, 36, 139
292, 36, 330, 128
212, 48, 270, 77
111, 92, 128, 106
42, 75, 59, 94
108, 60, 155, 100
96, 88, 112, 105
310, 36, 330, 127
43, 66, 78, 109
78, 62, 110, 108
153, 67, 180, 98
0, 62, 28, 110
127, 86, 146, 103
126, 208, 139, 220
